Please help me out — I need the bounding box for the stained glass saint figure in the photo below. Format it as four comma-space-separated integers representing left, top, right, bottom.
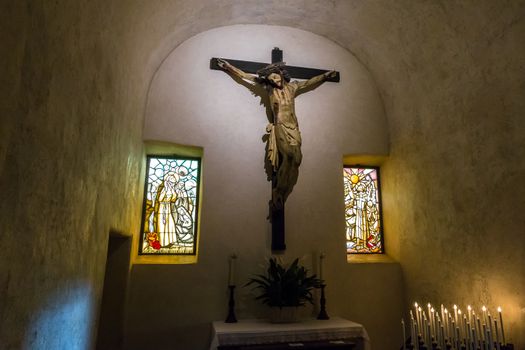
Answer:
140, 156, 201, 255
343, 167, 383, 254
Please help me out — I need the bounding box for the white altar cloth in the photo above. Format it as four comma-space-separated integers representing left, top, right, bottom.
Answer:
210, 317, 370, 350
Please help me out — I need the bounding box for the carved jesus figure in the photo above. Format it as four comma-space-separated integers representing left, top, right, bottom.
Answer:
217, 59, 336, 209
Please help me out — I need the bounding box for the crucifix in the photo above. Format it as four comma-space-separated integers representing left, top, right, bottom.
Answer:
211, 47, 340, 251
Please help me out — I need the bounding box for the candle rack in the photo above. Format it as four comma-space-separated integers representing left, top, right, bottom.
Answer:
401, 303, 513, 350
401, 337, 514, 350
317, 283, 329, 320
225, 285, 237, 323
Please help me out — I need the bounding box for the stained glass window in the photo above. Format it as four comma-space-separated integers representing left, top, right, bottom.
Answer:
140, 156, 201, 255
343, 166, 384, 254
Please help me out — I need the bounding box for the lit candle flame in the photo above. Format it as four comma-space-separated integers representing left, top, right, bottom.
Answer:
454, 305, 457, 310
497, 306, 502, 312
482, 306, 487, 312
467, 305, 472, 311
415, 302, 418, 308
458, 309, 462, 315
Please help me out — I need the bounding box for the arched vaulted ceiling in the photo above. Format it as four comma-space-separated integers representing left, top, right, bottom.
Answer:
121, 0, 523, 141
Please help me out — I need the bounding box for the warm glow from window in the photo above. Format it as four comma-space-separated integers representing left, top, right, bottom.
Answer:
343, 166, 384, 254
139, 156, 201, 255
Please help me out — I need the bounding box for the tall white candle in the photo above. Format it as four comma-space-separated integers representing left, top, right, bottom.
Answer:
402, 319, 406, 350
473, 326, 478, 350
228, 253, 237, 286
455, 326, 460, 349
498, 307, 506, 344
444, 309, 449, 339
410, 316, 416, 348
488, 312, 493, 337
458, 309, 463, 339
482, 306, 487, 325
427, 322, 432, 346
477, 317, 483, 342
418, 307, 423, 336
440, 324, 445, 349
319, 252, 325, 281
482, 324, 488, 350
414, 303, 420, 334
494, 319, 501, 350
454, 304, 458, 324
468, 305, 472, 324
431, 307, 435, 338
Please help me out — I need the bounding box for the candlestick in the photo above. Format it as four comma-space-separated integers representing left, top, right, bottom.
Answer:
317, 283, 329, 320
498, 307, 505, 345
225, 285, 237, 323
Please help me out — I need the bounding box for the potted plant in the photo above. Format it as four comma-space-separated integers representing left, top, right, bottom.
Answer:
246, 257, 322, 323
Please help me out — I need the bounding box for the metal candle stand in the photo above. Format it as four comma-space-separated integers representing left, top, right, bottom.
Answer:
401, 336, 514, 350
225, 285, 237, 323
317, 283, 330, 320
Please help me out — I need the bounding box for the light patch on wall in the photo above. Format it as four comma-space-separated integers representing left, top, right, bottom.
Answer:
23, 282, 95, 350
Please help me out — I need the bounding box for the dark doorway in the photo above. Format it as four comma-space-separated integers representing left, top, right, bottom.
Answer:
96, 232, 132, 350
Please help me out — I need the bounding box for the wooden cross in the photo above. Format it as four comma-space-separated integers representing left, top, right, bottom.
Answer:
210, 48, 340, 251
210, 47, 340, 82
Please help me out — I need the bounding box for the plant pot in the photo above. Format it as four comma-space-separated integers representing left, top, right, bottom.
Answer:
269, 306, 300, 323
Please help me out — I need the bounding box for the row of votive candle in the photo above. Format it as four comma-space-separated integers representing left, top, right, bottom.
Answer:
402, 302, 508, 350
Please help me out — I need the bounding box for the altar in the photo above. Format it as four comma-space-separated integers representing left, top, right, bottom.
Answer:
209, 317, 370, 350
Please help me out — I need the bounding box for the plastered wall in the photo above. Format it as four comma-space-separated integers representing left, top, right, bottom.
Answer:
377, 3, 525, 347
125, 25, 402, 350
1, 2, 145, 349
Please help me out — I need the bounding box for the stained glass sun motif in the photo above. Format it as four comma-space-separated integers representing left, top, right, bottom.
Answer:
343, 167, 383, 254
140, 156, 201, 255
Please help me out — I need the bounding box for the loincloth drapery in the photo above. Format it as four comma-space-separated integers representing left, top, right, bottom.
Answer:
266, 122, 302, 171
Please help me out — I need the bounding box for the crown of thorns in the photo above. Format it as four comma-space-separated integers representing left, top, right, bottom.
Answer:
257, 62, 286, 76
257, 62, 291, 82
